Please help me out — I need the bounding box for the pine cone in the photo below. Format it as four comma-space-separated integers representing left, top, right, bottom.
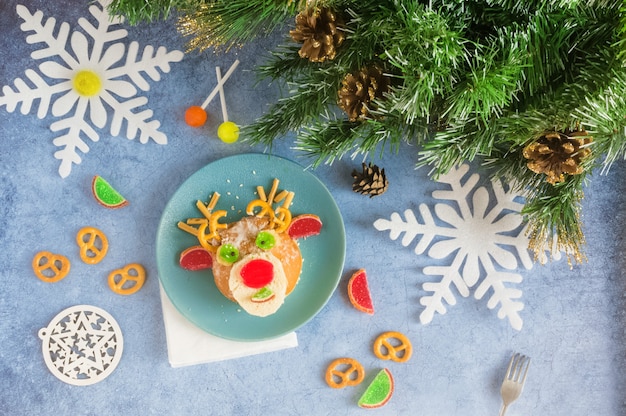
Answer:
352, 163, 388, 197
522, 129, 593, 184
338, 65, 389, 122
289, 7, 344, 62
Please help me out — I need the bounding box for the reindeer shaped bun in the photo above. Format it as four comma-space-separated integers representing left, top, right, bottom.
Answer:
178, 179, 323, 317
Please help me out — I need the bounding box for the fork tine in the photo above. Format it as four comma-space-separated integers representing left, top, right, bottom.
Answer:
510, 354, 530, 383
504, 353, 531, 382
513, 355, 524, 382
504, 354, 516, 380
519, 356, 531, 384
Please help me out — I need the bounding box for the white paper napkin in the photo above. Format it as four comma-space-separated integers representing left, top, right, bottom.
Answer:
159, 285, 298, 367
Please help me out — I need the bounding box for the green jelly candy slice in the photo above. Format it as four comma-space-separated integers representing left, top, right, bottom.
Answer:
92, 176, 128, 208
358, 368, 394, 409
251, 287, 275, 302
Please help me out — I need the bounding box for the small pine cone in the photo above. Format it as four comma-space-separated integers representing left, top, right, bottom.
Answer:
338, 65, 389, 122
352, 163, 388, 197
289, 7, 345, 62
522, 129, 593, 184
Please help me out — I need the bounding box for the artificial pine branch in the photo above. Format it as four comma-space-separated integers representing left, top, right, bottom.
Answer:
108, 0, 626, 262
257, 45, 321, 81
523, 175, 588, 265
369, 2, 467, 123
109, 0, 302, 50
418, 117, 500, 177
576, 70, 626, 169
295, 119, 365, 165
295, 112, 428, 166
107, 0, 195, 24
241, 65, 345, 147
177, 0, 299, 52
441, 36, 525, 123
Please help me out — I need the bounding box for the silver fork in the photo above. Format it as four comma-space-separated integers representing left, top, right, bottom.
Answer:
499, 353, 530, 416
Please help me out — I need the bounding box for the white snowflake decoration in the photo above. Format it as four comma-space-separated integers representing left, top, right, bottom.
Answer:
374, 164, 559, 330
38, 305, 123, 386
0, 0, 184, 178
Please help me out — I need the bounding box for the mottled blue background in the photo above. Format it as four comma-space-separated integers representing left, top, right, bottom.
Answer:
0, 1, 624, 415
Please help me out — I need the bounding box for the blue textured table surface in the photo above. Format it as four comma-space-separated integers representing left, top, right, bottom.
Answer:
1, 1, 625, 415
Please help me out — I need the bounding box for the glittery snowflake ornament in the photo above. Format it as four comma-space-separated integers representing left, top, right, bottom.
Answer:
38, 305, 124, 386
0, 0, 184, 178
374, 164, 560, 330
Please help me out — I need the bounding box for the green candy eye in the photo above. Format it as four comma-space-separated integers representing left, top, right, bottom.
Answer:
218, 244, 239, 264
255, 231, 276, 250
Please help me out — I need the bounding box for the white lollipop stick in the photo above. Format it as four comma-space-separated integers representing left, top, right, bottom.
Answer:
216, 66, 228, 122
201, 59, 240, 109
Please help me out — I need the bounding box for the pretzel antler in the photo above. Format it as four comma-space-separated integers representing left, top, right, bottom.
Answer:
178, 179, 295, 246
177, 192, 228, 250
246, 178, 294, 233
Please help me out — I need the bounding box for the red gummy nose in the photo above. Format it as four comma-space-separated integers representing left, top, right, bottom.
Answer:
240, 258, 274, 288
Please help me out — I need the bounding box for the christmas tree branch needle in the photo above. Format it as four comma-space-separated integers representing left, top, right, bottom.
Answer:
216, 66, 228, 122
201, 59, 240, 109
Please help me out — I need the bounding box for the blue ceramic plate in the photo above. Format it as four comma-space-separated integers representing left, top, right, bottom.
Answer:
156, 154, 346, 341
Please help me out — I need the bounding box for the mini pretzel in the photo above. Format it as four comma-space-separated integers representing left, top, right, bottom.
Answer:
32, 251, 71, 283
373, 331, 413, 363
76, 226, 109, 264
325, 357, 365, 389
108, 263, 146, 295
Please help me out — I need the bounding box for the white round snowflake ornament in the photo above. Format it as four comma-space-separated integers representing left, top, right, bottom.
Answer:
38, 305, 124, 386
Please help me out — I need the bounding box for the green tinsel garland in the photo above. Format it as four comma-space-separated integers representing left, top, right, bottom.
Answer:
108, 0, 626, 263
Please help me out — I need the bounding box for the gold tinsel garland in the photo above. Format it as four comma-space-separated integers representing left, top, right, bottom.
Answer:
527, 206, 586, 266
177, 4, 230, 53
